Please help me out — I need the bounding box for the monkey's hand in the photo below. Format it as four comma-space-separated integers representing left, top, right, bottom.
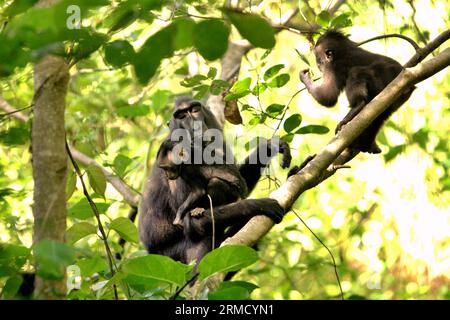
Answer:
278, 140, 292, 169
299, 69, 311, 84
287, 154, 316, 178
335, 119, 348, 134
190, 207, 205, 217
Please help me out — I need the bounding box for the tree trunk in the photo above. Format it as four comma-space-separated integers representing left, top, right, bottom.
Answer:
32, 0, 70, 300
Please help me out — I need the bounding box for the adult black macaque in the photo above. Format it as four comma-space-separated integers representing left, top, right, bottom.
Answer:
139, 97, 291, 264
300, 30, 414, 154
156, 138, 248, 227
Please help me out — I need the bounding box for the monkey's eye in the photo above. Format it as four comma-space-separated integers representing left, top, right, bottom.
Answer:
175, 111, 186, 119
191, 105, 201, 113
325, 49, 333, 58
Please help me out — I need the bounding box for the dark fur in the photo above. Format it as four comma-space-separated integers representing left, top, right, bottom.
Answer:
300, 30, 414, 153
156, 138, 248, 227
139, 99, 291, 264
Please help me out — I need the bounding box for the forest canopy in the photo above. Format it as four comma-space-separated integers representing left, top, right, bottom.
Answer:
0, 0, 449, 301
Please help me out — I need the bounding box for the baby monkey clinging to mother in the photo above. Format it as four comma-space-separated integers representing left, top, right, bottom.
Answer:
300, 30, 414, 154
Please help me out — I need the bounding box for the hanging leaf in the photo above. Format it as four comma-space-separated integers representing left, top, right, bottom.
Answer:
109, 217, 139, 243
198, 245, 258, 280
86, 166, 106, 198
295, 125, 330, 135
193, 19, 230, 60
284, 114, 302, 133
263, 64, 285, 81
122, 254, 191, 287
66, 222, 97, 244
104, 40, 135, 68
224, 10, 275, 48
267, 73, 290, 88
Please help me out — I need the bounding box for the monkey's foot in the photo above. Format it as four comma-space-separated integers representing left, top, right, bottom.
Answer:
172, 217, 184, 228
190, 207, 205, 217
335, 121, 348, 134
367, 144, 382, 154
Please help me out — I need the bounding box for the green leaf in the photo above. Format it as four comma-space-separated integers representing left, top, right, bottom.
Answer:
281, 133, 294, 143
207, 67, 218, 79
2, 0, 39, 18
193, 85, 210, 100
249, 116, 261, 126
86, 166, 106, 198
109, 217, 139, 243
172, 18, 196, 50
122, 255, 191, 287
66, 222, 97, 245
0, 125, 30, 146
283, 114, 302, 133
295, 125, 330, 135
150, 90, 171, 111
0, 244, 30, 277
330, 13, 352, 28
33, 240, 75, 280
267, 73, 290, 88
198, 245, 258, 280
316, 10, 332, 27
2, 275, 23, 299
263, 64, 285, 81
77, 256, 108, 277
230, 77, 251, 93
116, 104, 149, 117
68, 199, 111, 220
133, 25, 175, 84
208, 281, 258, 300
104, 40, 135, 68
224, 91, 251, 101
193, 19, 230, 60
113, 154, 133, 177
252, 83, 267, 95
224, 10, 275, 49
66, 169, 77, 200
180, 74, 208, 87
384, 144, 406, 163
265, 103, 285, 117
210, 79, 230, 95
224, 80, 252, 101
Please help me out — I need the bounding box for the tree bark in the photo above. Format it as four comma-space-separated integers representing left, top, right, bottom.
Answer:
32, 0, 70, 299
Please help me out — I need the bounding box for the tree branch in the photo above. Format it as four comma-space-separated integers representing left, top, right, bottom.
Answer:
0, 96, 141, 207
197, 39, 450, 293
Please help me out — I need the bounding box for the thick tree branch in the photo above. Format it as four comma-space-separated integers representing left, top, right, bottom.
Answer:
0, 97, 141, 207
198, 44, 450, 293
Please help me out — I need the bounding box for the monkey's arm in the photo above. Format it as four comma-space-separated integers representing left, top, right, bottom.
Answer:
173, 186, 205, 227
300, 70, 340, 107
335, 101, 366, 133
239, 139, 291, 193
184, 198, 284, 239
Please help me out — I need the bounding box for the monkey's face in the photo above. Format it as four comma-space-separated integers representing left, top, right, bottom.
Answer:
314, 43, 334, 72
170, 100, 208, 140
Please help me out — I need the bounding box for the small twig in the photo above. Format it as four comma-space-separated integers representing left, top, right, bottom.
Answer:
170, 273, 199, 300
207, 194, 215, 250
330, 164, 351, 170
358, 33, 420, 50
0, 104, 33, 119
65, 139, 119, 300
291, 209, 344, 300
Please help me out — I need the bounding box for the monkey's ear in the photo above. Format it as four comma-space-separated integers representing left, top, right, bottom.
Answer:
325, 49, 334, 60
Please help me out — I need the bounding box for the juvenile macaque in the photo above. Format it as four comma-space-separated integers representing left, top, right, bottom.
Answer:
156, 139, 248, 227
300, 30, 414, 153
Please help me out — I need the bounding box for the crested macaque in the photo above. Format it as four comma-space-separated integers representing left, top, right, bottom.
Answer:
300, 30, 414, 154
156, 139, 248, 227
139, 98, 289, 264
